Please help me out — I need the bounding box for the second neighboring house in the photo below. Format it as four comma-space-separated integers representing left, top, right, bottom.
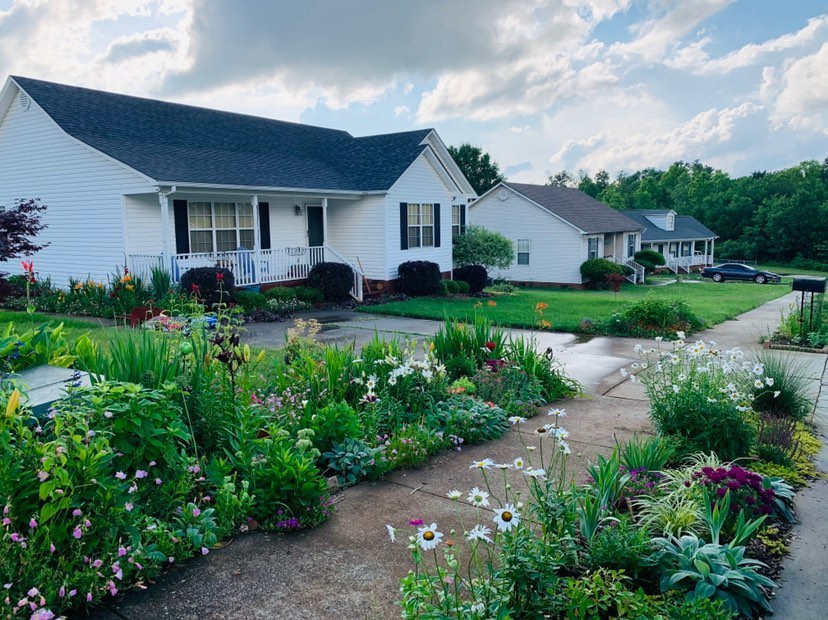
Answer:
0, 76, 476, 299
469, 182, 645, 286
620, 210, 718, 273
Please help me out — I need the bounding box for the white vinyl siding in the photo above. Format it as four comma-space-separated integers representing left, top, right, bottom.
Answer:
0, 86, 155, 287
468, 186, 584, 284
326, 195, 387, 280
386, 153, 455, 279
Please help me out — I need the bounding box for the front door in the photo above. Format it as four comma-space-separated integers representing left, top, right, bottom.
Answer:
307, 206, 324, 247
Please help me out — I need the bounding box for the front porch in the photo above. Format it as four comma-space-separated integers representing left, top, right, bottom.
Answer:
128, 245, 363, 300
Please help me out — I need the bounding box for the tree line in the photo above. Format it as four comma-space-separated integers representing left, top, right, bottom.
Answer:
449, 143, 828, 266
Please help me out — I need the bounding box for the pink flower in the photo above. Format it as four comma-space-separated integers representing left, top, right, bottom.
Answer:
135, 470, 148, 479
107, 581, 118, 596
149, 461, 156, 467
28, 519, 37, 529
92, 560, 102, 568
2, 518, 9, 526
37, 471, 49, 482
192, 508, 201, 518
72, 509, 82, 517
72, 527, 82, 539
68, 590, 76, 597
118, 547, 127, 557
201, 547, 209, 555
86, 593, 92, 603
49, 544, 56, 554
58, 587, 65, 598
124, 503, 133, 512
408, 518, 423, 527
155, 478, 162, 485
115, 472, 126, 480
83, 519, 91, 527
27, 588, 39, 597
204, 496, 211, 503
168, 556, 175, 563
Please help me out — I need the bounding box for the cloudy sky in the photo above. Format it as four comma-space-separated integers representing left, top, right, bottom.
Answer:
1, 0, 826, 182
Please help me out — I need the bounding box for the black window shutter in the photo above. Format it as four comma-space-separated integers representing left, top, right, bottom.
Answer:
258, 202, 271, 249
399, 202, 408, 250
459, 204, 466, 234
434, 203, 441, 248
173, 200, 189, 254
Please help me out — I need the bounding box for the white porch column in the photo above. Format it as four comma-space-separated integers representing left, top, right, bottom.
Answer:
158, 191, 171, 270
710, 238, 715, 264
322, 197, 329, 252
252, 195, 261, 285
704, 240, 709, 263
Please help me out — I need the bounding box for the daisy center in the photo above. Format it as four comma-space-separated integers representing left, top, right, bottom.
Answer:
502, 511, 513, 522
423, 531, 435, 541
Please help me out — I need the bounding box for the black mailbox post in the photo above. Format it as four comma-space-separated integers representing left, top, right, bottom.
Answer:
791, 277, 826, 332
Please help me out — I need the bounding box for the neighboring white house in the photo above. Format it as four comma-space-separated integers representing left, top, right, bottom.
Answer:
469, 182, 645, 285
620, 210, 718, 273
0, 76, 476, 299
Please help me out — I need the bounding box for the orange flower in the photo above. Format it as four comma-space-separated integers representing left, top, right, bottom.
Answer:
121, 274, 132, 283
535, 302, 548, 312
539, 319, 552, 329
487, 300, 497, 307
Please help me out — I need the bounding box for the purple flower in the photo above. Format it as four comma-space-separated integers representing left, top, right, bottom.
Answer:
124, 502, 133, 512
115, 472, 126, 480
715, 487, 727, 498
58, 586, 65, 598
155, 478, 162, 485
86, 593, 92, 603
93, 559, 102, 568
201, 547, 209, 555
135, 470, 148, 479
73, 527, 82, 539
28, 518, 37, 529
118, 547, 127, 557
72, 509, 82, 517
49, 543, 56, 553
192, 508, 201, 518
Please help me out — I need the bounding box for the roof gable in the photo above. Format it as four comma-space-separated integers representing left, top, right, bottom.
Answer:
502, 182, 643, 234
11, 76, 433, 192
621, 210, 717, 240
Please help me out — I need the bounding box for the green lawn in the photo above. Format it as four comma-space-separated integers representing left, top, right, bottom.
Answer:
756, 264, 828, 279
361, 280, 792, 332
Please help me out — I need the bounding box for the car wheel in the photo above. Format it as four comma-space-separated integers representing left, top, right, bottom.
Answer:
712, 273, 723, 282
755, 274, 766, 284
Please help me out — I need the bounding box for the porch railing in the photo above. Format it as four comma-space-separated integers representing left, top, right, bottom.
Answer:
666, 254, 713, 273
608, 256, 645, 284
128, 245, 364, 301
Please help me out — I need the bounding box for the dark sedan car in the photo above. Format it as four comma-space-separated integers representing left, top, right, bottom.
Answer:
701, 263, 782, 284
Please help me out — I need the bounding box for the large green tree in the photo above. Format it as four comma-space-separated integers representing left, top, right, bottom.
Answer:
448, 143, 505, 195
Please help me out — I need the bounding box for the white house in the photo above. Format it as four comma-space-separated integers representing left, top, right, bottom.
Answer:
0, 76, 476, 299
620, 210, 717, 273
469, 182, 646, 285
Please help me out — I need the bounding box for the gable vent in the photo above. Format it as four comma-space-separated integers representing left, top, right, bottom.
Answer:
18, 92, 31, 111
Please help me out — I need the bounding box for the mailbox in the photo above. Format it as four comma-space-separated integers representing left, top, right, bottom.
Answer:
791, 277, 826, 294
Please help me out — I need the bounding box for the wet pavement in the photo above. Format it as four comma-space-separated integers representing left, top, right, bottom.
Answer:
88, 292, 828, 620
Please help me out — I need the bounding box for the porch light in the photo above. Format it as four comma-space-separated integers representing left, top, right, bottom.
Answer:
294, 205, 302, 216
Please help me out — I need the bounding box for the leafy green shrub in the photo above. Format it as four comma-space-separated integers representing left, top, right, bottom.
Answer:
471, 363, 545, 417
453, 264, 488, 293
586, 518, 663, 579
490, 281, 516, 294
426, 396, 508, 445
635, 249, 667, 267
292, 285, 325, 304
432, 314, 506, 378
150, 267, 172, 300
307, 262, 354, 301
655, 534, 776, 618
179, 267, 235, 307
605, 297, 704, 337
580, 258, 625, 289
235, 291, 268, 313
439, 279, 470, 295
397, 260, 442, 296
267, 297, 311, 314
263, 286, 298, 301
322, 438, 386, 486
452, 225, 513, 272
381, 424, 448, 469
309, 401, 362, 455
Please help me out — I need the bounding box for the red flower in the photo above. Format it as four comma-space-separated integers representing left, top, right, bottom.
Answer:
216, 272, 225, 281
191, 283, 201, 294
485, 341, 496, 351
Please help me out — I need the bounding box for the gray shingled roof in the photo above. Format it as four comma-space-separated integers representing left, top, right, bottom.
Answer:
13, 76, 432, 191
621, 210, 717, 241
504, 183, 643, 234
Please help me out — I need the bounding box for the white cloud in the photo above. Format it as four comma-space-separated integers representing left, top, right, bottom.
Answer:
104, 29, 179, 63
394, 105, 410, 117
773, 42, 828, 135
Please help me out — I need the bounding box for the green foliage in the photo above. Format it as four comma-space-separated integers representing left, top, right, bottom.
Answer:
586, 519, 664, 579
309, 401, 362, 455
235, 291, 269, 313
179, 267, 235, 307
635, 249, 667, 266
426, 396, 508, 445
397, 260, 442, 296
470, 363, 545, 417
580, 258, 626, 289
440, 279, 470, 295
292, 285, 325, 304
447, 143, 504, 195
432, 314, 506, 378
0, 321, 74, 372
504, 337, 581, 402
322, 437, 386, 486
453, 264, 488, 293
604, 297, 704, 337
620, 434, 675, 472
452, 225, 514, 271
655, 534, 776, 618
307, 262, 354, 301
263, 286, 298, 301
149, 267, 172, 300
381, 423, 448, 469
751, 352, 813, 421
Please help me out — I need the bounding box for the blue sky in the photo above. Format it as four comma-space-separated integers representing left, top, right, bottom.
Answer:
1, 0, 826, 183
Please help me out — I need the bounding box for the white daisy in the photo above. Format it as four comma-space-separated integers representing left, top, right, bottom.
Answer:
495, 462, 514, 470
470, 458, 494, 470
752, 363, 764, 376
553, 427, 569, 440
547, 408, 566, 417
446, 490, 462, 500
466, 524, 493, 544
365, 375, 377, 389
773, 391, 781, 398
523, 468, 546, 479
676, 331, 686, 340
634, 344, 644, 353
619, 368, 629, 378
386, 524, 396, 543
765, 377, 775, 387
493, 503, 520, 532
526, 445, 537, 452
559, 440, 571, 455
672, 384, 680, 394
631, 362, 639, 369
754, 379, 764, 389
416, 523, 443, 550
508, 416, 527, 425
513, 457, 525, 470
655, 336, 663, 342
467, 487, 491, 507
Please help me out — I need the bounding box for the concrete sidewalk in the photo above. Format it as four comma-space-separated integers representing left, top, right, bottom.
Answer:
89, 293, 827, 620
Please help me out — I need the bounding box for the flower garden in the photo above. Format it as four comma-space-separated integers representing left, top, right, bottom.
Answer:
0, 261, 821, 619
386, 335, 820, 619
